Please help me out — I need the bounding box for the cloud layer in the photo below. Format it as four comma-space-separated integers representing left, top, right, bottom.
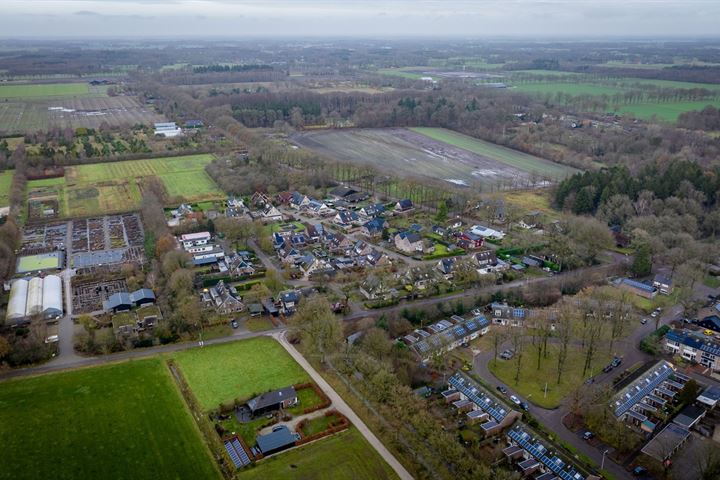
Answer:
1, 0, 718, 37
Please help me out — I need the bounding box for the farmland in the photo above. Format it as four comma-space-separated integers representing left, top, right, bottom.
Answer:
0, 169, 12, 206
0, 359, 220, 480
513, 82, 626, 97
26, 154, 222, 218
239, 428, 398, 480
172, 337, 310, 411
292, 128, 576, 190
616, 100, 720, 121
0, 95, 162, 135
0, 82, 98, 99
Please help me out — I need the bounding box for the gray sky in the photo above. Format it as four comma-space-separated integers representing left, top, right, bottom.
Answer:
1, 0, 718, 38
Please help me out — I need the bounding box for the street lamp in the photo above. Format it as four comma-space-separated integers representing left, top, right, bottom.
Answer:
601, 449, 609, 470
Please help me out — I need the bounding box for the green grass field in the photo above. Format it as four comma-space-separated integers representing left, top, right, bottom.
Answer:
0, 169, 12, 206
238, 428, 398, 480
488, 344, 612, 408
409, 127, 576, 180
615, 100, 720, 121
27, 154, 222, 218
172, 337, 310, 411
513, 82, 626, 96
16, 252, 62, 272
0, 359, 220, 480
376, 68, 431, 80
0, 82, 92, 99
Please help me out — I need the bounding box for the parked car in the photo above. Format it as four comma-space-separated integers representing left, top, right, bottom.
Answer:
510, 395, 521, 405
633, 466, 648, 476
500, 350, 514, 360
230, 320, 239, 329
611, 356, 622, 367
603, 365, 614, 373
497, 385, 508, 394
583, 431, 594, 440
650, 311, 658, 318
520, 402, 529, 411
704, 329, 715, 336
640, 318, 648, 325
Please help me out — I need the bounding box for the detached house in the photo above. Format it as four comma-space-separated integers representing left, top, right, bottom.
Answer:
201, 280, 244, 314
653, 274, 673, 295
290, 192, 311, 209
279, 290, 301, 314
361, 217, 387, 238
359, 203, 386, 219
436, 258, 457, 279
360, 275, 394, 300
334, 210, 360, 227
394, 199, 414, 213
456, 231, 484, 250
252, 205, 283, 223
307, 200, 334, 217
394, 231, 424, 254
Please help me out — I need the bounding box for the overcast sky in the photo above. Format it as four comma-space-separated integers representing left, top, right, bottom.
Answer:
1, 0, 718, 38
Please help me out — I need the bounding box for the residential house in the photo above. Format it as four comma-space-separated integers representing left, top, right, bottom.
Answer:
436, 258, 457, 279
490, 302, 528, 327
225, 197, 246, 217
665, 329, 720, 372
273, 191, 293, 205
307, 200, 334, 217
225, 253, 256, 276
303, 223, 322, 243
394, 199, 414, 213
328, 185, 359, 200
456, 231, 484, 250
505, 426, 592, 480
324, 233, 353, 254
518, 211, 541, 229
103, 292, 132, 313
402, 266, 443, 291
334, 210, 360, 227
360, 217, 387, 238
431, 225, 447, 237
129, 288, 156, 307
290, 192, 311, 209
279, 290, 301, 315
394, 231, 424, 254
404, 314, 490, 361
473, 249, 497, 269
359, 203, 386, 219
298, 254, 331, 278
180, 231, 211, 250
247, 386, 298, 415
201, 280, 244, 314
652, 274, 673, 295
359, 275, 393, 301
256, 205, 283, 223
365, 249, 390, 266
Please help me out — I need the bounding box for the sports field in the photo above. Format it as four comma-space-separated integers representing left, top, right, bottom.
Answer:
0, 359, 220, 480
16, 252, 62, 273
0, 169, 12, 205
239, 428, 398, 480
26, 154, 223, 218
292, 128, 576, 189
0, 82, 92, 99
172, 337, 310, 411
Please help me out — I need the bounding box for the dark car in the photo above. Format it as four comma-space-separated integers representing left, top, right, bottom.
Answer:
497, 385, 508, 394
582, 431, 594, 440
603, 365, 614, 373
230, 320, 239, 329
520, 402, 529, 411
633, 466, 648, 476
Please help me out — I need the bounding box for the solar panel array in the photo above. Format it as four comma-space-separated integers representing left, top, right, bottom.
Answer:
448, 374, 507, 422
508, 429, 585, 480
224, 438, 252, 468
613, 362, 673, 417
411, 314, 488, 358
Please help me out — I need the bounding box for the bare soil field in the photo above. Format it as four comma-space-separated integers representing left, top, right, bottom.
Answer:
291, 128, 572, 189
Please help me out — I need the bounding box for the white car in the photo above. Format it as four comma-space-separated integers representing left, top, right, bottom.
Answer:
510, 395, 521, 405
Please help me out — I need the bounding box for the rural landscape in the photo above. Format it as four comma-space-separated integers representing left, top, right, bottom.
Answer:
1, 2, 720, 480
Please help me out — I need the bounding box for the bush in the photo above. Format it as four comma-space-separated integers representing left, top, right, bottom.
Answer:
639, 325, 670, 355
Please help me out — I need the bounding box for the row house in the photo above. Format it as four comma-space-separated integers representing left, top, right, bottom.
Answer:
402, 314, 490, 361
665, 329, 720, 372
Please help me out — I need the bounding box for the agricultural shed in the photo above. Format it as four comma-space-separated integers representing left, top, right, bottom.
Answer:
25, 277, 44, 317
41, 274, 63, 319
6, 279, 28, 322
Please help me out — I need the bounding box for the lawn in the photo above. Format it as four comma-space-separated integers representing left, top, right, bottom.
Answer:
488, 344, 613, 408
27, 154, 222, 218
0, 359, 220, 480
0, 169, 12, 206
172, 337, 310, 411
238, 427, 398, 480
0, 82, 92, 99
409, 127, 576, 180
245, 316, 275, 332
376, 67, 431, 80
300, 412, 340, 436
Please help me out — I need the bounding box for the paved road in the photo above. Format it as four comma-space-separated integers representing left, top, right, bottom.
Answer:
52, 268, 82, 365
273, 331, 414, 480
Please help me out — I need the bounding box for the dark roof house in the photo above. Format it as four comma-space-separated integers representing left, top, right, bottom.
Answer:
247, 386, 298, 415
256, 425, 298, 456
